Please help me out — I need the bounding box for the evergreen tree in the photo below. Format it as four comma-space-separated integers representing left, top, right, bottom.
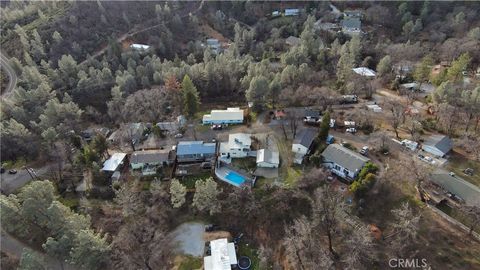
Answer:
181, 75, 200, 117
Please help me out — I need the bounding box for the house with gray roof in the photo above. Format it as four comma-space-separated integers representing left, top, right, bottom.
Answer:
257, 149, 280, 168
176, 141, 216, 163
341, 17, 361, 35
131, 149, 173, 175
321, 144, 370, 180
422, 135, 453, 157
292, 128, 317, 164
429, 170, 480, 206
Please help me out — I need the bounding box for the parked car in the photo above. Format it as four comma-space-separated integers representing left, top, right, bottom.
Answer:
464, 168, 474, 176
211, 124, 222, 130
360, 146, 369, 155
174, 133, 183, 138
0, 167, 5, 174
346, 127, 357, 133
205, 224, 220, 232
8, 169, 17, 174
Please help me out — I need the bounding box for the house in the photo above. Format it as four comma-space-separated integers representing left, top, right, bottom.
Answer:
156, 115, 186, 134
256, 149, 280, 168
292, 128, 317, 164
285, 36, 301, 46
344, 10, 363, 18
220, 133, 252, 159
206, 38, 221, 54
130, 44, 151, 51
341, 17, 361, 35
429, 170, 480, 206
131, 149, 172, 175
203, 108, 244, 125
314, 20, 340, 32
366, 104, 382, 112
108, 123, 146, 146
303, 109, 321, 124
352, 67, 376, 77
203, 238, 238, 270
101, 153, 127, 180
285, 8, 300, 16
422, 135, 453, 157
321, 144, 370, 180
176, 141, 216, 163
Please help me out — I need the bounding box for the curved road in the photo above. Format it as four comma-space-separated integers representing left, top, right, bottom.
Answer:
0, 52, 18, 98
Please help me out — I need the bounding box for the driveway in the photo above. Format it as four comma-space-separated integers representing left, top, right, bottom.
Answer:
0, 164, 54, 194
170, 222, 205, 257
0, 52, 18, 98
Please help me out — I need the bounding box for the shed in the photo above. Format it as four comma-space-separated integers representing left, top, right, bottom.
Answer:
101, 153, 127, 172
353, 67, 376, 77
256, 149, 280, 168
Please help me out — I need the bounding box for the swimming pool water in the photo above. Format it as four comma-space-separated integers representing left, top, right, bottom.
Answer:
225, 171, 246, 186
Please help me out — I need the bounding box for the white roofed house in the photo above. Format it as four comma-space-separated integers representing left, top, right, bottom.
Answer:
203, 238, 238, 270
352, 67, 376, 78
203, 108, 244, 125
101, 152, 127, 180
130, 44, 151, 51
219, 133, 252, 161
256, 149, 280, 168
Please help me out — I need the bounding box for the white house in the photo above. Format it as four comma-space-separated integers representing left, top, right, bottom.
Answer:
292, 129, 317, 164
130, 44, 151, 51
256, 149, 280, 168
321, 144, 370, 181
422, 135, 453, 157
352, 67, 376, 77
203, 238, 238, 270
220, 133, 252, 159
101, 153, 127, 172
203, 108, 244, 125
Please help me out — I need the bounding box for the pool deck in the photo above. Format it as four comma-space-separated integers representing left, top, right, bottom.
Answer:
215, 163, 254, 188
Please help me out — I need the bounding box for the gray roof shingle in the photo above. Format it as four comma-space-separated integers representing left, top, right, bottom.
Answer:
131, 149, 170, 164
321, 144, 370, 172
424, 135, 453, 155
293, 129, 317, 148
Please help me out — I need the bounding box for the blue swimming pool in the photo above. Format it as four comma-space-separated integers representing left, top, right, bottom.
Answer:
225, 171, 246, 186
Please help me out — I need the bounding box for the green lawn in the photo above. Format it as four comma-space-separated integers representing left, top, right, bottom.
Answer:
237, 243, 260, 270
181, 172, 211, 189
284, 167, 302, 187
178, 256, 202, 270
445, 153, 480, 187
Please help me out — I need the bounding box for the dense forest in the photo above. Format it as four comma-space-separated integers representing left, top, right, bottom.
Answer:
1, 1, 479, 270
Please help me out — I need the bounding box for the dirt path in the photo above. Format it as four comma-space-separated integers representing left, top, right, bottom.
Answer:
0, 52, 18, 98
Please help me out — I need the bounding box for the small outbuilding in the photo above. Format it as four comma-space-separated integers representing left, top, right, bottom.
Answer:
256, 149, 280, 168
203, 108, 244, 125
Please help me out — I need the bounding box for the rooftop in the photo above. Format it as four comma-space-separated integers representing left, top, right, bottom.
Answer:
293, 128, 317, 148
321, 144, 370, 172
257, 149, 280, 165
352, 67, 376, 77
101, 153, 127, 172
342, 17, 361, 30
228, 133, 252, 148
131, 149, 170, 164
423, 135, 453, 154
177, 141, 216, 156
204, 238, 238, 270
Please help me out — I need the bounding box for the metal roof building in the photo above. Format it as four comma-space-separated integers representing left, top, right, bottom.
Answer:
177, 141, 216, 156
101, 153, 127, 172
256, 149, 280, 168
352, 67, 376, 77
203, 108, 244, 125
203, 238, 238, 270
422, 135, 453, 157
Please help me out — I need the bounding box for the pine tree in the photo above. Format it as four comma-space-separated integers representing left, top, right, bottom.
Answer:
181, 75, 200, 117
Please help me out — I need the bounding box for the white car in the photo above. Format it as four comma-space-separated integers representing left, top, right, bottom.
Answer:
346, 128, 357, 133
174, 133, 183, 138
360, 146, 369, 155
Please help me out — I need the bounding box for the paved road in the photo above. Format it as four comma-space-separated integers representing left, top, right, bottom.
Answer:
1, 231, 79, 270
0, 52, 18, 98
0, 164, 54, 194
